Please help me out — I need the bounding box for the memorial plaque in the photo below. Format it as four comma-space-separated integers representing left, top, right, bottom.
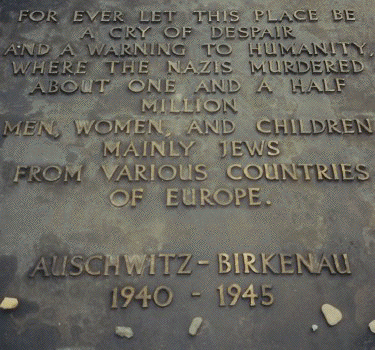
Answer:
0, 0, 375, 348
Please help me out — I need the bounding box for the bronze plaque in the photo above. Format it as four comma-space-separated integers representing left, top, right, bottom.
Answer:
0, 0, 374, 349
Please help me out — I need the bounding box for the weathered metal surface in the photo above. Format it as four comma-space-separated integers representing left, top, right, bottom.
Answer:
0, 0, 375, 349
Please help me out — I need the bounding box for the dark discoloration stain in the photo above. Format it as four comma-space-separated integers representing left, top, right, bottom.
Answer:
0, 161, 20, 190
3, 321, 60, 350
0, 255, 17, 294
35, 233, 71, 256
12, 299, 40, 319
353, 334, 375, 350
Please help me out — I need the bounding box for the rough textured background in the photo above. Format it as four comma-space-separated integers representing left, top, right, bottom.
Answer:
1, 0, 375, 349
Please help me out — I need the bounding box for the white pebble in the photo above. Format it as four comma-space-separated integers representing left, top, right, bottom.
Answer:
321, 304, 342, 326
311, 324, 318, 332
189, 317, 203, 336
115, 326, 133, 339
0, 297, 19, 310
368, 320, 375, 333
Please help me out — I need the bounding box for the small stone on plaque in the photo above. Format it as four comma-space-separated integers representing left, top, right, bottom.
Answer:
0, 297, 19, 310
115, 326, 134, 339
321, 304, 342, 326
189, 317, 203, 336
368, 320, 375, 333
